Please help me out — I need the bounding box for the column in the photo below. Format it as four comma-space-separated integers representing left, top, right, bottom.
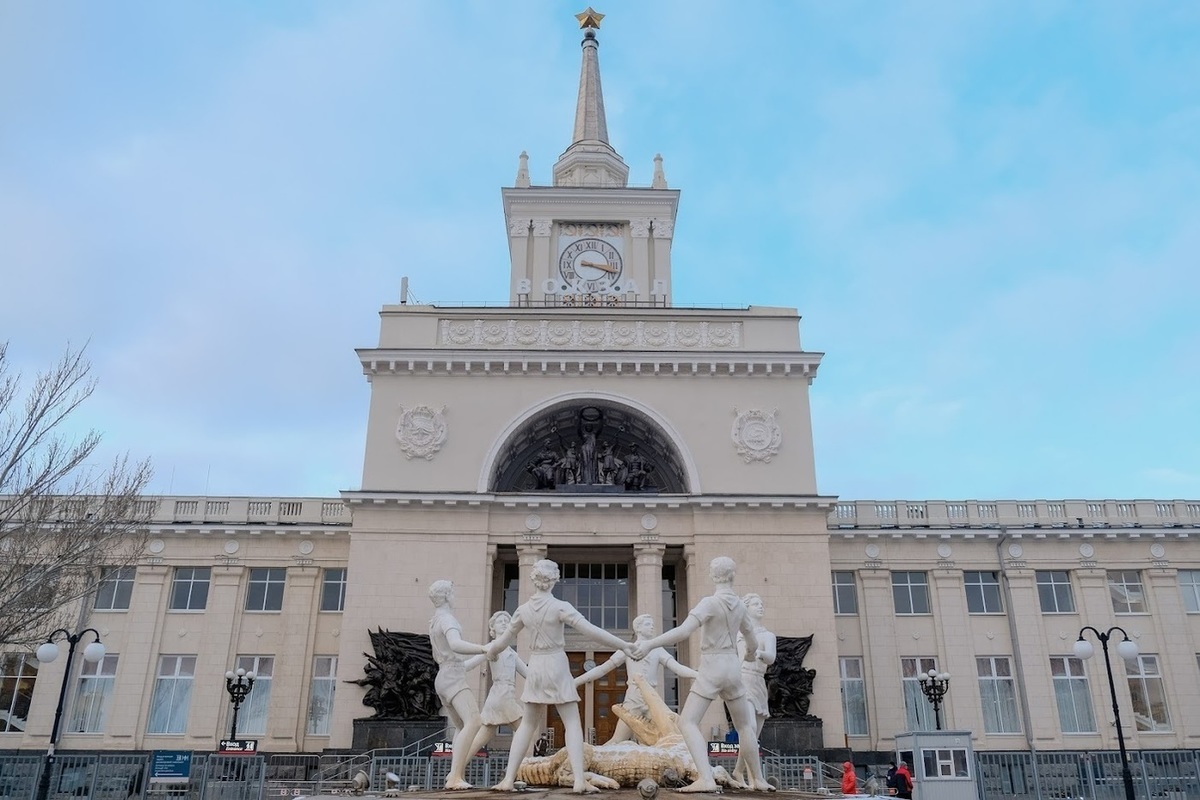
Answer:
531, 219, 553, 296
634, 543, 666, 634
508, 219, 532, 301
517, 543, 548, 607
650, 220, 673, 300
678, 544, 707, 682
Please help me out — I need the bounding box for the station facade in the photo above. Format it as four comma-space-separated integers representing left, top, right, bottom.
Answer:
7, 17, 1200, 765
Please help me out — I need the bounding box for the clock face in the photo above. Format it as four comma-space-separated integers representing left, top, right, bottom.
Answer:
558, 237, 623, 294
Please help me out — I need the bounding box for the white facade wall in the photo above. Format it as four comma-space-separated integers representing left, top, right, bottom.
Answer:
10, 496, 1200, 757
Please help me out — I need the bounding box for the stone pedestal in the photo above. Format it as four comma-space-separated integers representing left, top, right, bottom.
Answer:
352, 717, 445, 752
759, 717, 823, 755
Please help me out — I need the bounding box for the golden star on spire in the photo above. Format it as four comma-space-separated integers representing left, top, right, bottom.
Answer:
575, 7, 604, 30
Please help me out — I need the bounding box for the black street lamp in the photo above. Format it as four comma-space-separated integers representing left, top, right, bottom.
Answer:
223, 667, 256, 740
917, 668, 951, 730
34, 628, 106, 800
1074, 626, 1139, 800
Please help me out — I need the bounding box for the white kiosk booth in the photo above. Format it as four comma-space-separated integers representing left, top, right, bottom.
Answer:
895, 730, 978, 800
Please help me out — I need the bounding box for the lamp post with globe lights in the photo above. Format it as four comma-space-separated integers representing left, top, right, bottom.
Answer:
224, 667, 256, 740
1074, 626, 1139, 800
917, 669, 951, 730
34, 629, 106, 800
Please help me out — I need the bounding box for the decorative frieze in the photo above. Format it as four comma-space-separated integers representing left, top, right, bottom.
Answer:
531, 218, 553, 237
439, 318, 742, 349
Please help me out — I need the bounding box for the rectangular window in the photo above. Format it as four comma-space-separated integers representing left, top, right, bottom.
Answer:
320, 568, 347, 612
1107, 570, 1146, 614
234, 655, 273, 736
1125, 654, 1171, 732
245, 567, 286, 612
977, 656, 1021, 733
502, 563, 520, 615
1179, 570, 1200, 613
68, 654, 119, 733
921, 748, 971, 779
1036, 571, 1076, 613
94, 567, 136, 611
554, 563, 630, 630
964, 571, 1003, 614
147, 655, 195, 734
307, 656, 338, 736
0, 654, 39, 732
169, 567, 210, 611
832, 572, 858, 614
901, 657, 939, 731
839, 657, 868, 735
661, 565, 680, 711
1050, 656, 1095, 733
892, 572, 931, 615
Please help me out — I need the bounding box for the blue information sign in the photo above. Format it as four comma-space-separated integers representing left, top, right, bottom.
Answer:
150, 750, 192, 781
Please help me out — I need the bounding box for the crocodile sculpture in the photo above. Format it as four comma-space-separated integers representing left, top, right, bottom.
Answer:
515, 673, 742, 790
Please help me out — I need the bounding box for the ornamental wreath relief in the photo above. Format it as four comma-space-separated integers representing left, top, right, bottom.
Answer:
731, 407, 782, 463
396, 404, 447, 460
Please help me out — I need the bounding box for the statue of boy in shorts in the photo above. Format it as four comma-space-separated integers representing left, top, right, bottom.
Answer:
632, 556, 773, 792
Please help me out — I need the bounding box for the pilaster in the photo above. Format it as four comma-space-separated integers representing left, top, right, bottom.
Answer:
271, 566, 320, 748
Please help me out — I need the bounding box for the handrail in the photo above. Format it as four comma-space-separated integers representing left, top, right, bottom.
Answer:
313, 726, 449, 782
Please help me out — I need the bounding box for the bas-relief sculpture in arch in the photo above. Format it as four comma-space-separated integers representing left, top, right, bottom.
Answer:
478, 392, 701, 494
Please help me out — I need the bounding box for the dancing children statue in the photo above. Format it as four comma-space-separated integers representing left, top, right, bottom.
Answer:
428, 580, 488, 790
732, 593, 776, 786
575, 613, 699, 744
632, 556, 774, 792
466, 611, 529, 756
487, 559, 635, 793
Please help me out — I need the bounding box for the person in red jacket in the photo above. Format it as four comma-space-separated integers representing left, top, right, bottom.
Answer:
840, 761, 858, 795
894, 761, 914, 799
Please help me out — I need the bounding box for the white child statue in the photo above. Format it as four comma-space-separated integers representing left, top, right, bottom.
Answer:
732, 592, 776, 785
575, 613, 699, 745
487, 558, 635, 793
632, 556, 774, 793
428, 579, 487, 790
466, 611, 529, 756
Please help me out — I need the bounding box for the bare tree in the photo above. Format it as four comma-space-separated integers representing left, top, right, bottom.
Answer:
0, 343, 153, 648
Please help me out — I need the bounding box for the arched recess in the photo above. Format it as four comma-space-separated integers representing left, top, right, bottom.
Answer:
479, 392, 700, 494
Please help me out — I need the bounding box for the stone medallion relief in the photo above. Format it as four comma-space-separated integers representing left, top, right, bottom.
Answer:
396, 404, 448, 460
731, 407, 782, 463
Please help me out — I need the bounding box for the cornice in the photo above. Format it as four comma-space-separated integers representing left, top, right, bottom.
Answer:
357, 349, 822, 379
831, 527, 1198, 540
502, 186, 681, 203
340, 491, 839, 512
145, 523, 349, 537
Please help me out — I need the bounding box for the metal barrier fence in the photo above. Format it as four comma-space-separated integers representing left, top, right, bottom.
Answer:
0, 754, 42, 800
3, 747, 1200, 799
46, 754, 148, 800
760, 755, 827, 791
976, 750, 1200, 800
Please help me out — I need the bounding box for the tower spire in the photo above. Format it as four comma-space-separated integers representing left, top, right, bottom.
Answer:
553, 9, 629, 188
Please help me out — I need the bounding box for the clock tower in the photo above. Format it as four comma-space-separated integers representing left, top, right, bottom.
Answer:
340, 7, 838, 753
503, 14, 678, 307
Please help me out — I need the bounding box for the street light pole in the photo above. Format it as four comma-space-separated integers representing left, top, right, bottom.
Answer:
917, 669, 951, 730
223, 667, 256, 740
34, 629, 106, 800
1074, 625, 1139, 800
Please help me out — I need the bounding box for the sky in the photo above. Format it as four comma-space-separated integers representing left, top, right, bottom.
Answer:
2, 1, 1198, 502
